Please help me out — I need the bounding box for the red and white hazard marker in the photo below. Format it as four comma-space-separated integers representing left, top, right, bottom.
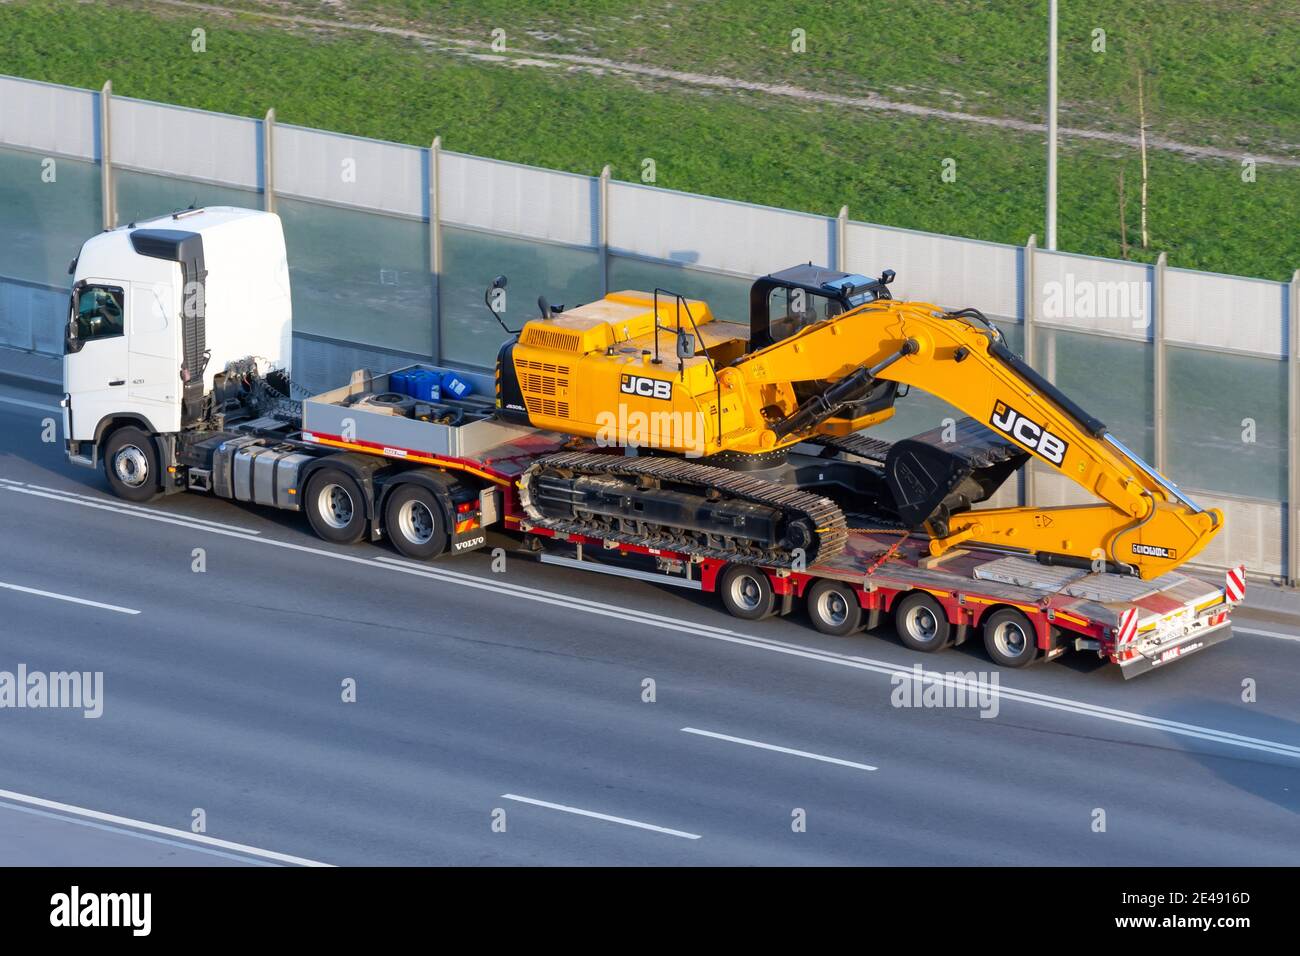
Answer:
1117, 606, 1140, 646
1225, 564, 1246, 603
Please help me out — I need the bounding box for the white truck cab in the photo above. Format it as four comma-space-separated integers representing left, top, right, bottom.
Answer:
62, 207, 292, 497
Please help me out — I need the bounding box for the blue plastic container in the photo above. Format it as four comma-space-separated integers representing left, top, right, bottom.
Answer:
441, 371, 473, 399
390, 368, 415, 396
409, 369, 441, 402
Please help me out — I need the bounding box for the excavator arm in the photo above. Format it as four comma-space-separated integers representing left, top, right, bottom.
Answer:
727, 299, 1222, 579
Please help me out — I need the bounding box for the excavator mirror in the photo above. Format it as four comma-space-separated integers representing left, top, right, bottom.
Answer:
676, 330, 695, 360
483, 275, 521, 336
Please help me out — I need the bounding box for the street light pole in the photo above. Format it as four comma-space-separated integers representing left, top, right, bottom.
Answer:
1046, 0, 1058, 250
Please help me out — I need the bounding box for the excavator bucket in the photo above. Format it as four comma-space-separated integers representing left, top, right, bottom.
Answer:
884, 417, 1029, 534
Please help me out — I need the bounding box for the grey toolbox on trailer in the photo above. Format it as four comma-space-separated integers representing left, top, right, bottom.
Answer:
301, 367, 530, 459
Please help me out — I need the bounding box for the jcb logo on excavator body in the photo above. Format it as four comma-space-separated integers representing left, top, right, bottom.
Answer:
989, 401, 1069, 466
620, 374, 672, 401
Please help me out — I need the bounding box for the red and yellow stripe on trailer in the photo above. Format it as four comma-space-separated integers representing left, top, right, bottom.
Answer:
302, 430, 513, 488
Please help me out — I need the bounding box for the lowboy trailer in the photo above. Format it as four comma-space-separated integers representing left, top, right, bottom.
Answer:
111, 359, 1248, 678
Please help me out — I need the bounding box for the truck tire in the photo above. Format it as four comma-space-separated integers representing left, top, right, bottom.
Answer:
893, 591, 952, 653
104, 426, 161, 502
305, 468, 368, 544
718, 565, 776, 621
982, 607, 1041, 668
805, 579, 864, 636
384, 483, 449, 560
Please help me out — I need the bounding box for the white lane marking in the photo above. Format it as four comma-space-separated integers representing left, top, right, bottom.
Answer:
0, 786, 332, 866
0, 580, 139, 615
1234, 626, 1300, 643
4, 484, 259, 537
10, 480, 1300, 761
0, 395, 59, 413
0, 800, 274, 866
19, 481, 261, 535
682, 727, 877, 771
500, 793, 701, 840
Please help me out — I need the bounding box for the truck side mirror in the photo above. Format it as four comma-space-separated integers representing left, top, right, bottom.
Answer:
64, 295, 84, 355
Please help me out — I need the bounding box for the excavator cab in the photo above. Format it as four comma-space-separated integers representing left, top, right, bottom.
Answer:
749, 264, 894, 349
749, 264, 903, 436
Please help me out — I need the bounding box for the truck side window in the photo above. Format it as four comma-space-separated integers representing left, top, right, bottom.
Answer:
74, 285, 126, 342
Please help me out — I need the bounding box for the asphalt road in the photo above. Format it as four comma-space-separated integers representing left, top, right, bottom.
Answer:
0, 384, 1297, 866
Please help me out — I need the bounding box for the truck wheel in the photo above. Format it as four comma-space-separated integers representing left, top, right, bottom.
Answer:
104, 426, 160, 502
305, 469, 367, 545
806, 579, 864, 636
384, 484, 449, 560
719, 565, 776, 621
982, 607, 1041, 668
893, 591, 952, 653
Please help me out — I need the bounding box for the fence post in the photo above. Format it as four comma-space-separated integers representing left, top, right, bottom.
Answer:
1153, 251, 1168, 473
599, 165, 611, 296
430, 136, 443, 363
1022, 233, 1037, 507
1289, 268, 1299, 586
99, 81, 115, 229
262, 108, 276, 214
836, 206, 848, 272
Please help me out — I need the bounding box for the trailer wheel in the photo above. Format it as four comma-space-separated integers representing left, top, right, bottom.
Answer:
982, 607, 1040, 668
384, 484, 449, 560
806, 579, 864, 636
893, 591, 952, 653
305, 468, 367, 545
103, 426, 160, 502
719, 565, 776, 621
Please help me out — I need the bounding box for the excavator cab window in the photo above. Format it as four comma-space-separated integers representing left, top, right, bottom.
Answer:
767, 286, 839, 342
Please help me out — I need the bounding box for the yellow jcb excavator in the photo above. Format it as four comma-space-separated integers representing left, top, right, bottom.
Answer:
490, 264, 1221, 579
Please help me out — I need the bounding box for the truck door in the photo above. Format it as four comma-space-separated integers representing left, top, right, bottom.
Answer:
63, 282, 128, 442
128, 280, 180, 412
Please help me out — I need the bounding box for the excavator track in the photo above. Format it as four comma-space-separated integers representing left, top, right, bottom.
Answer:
806, 432, 895, 465
519, 451, 849, 568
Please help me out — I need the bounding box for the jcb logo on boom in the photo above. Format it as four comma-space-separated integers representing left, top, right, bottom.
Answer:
989, 401, 1068, 466
620, 374, 672, 401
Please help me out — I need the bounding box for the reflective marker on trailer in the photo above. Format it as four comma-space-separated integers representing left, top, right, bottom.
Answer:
1225, 564, 1246, 603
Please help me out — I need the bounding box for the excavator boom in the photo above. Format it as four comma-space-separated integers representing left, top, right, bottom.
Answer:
730, 298, 1222, 578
